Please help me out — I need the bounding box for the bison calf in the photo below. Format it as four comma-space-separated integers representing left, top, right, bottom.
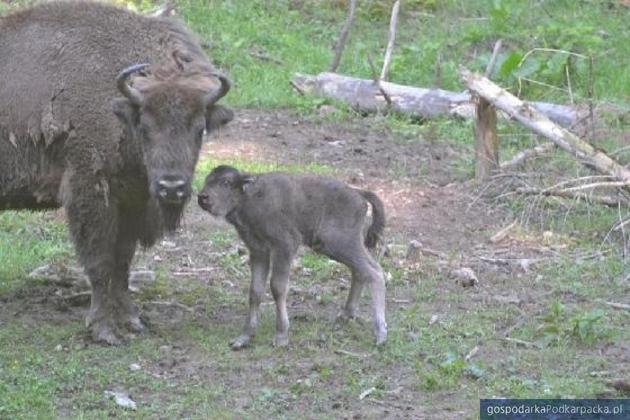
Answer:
198, 165, 387, 348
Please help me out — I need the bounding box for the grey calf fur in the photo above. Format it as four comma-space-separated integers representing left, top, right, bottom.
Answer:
198, 165, 387, 348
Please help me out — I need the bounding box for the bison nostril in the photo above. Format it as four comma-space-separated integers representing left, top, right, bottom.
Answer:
157, 177, 188, 203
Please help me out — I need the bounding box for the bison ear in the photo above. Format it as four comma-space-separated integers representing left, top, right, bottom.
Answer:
112, 98, 140, 127
206, 105, 234, 133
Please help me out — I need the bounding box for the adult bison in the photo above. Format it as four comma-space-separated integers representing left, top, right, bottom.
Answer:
0, 2, 232, 344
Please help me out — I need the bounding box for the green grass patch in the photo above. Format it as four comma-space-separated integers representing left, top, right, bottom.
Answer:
0, 212, 73, 294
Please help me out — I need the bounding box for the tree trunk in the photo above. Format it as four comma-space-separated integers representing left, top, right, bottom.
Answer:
291, 72, 580, 128
474, 98, 499, 181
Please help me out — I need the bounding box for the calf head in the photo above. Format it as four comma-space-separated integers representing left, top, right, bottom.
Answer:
113, 64, 231, 230
198, 165, 255, 217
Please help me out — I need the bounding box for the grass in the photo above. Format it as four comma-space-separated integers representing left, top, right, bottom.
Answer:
0, 211, 73, 294
1, 0, 629, 418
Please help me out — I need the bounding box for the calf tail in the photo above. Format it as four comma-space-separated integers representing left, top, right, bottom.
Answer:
360, 190, 385, 249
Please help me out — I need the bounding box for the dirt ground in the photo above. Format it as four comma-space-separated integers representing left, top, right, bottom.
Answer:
2, 108, 627, 419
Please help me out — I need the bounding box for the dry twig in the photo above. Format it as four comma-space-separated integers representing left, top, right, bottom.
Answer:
514, 187, 625, 207
500, 143, 556, 169
380, 0, 400, 81
328, 0, 357, 73
484, 40, 503, 78
367, 54, 392, 106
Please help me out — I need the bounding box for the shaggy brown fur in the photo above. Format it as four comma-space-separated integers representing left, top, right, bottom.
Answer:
0, 2, 232, 344
198, 166, 387, 348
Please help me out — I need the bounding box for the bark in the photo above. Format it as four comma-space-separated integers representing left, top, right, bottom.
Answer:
291, 72, 580, 127
459, 67, 630, 183
474, 98, 499, 181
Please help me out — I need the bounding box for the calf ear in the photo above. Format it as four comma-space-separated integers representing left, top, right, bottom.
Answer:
206, 105, 234, 133
238, 175, 257, 192
112, 98, 140, 127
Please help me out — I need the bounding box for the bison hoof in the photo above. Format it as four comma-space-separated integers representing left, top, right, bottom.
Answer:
91, 321, 123, 346
272, 334, 289, 348
124, 315, 146, 334
229, 335, 253, 350
335, 308, 357, 322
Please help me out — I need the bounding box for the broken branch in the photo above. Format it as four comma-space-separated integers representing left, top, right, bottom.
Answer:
459, 67, 630, 184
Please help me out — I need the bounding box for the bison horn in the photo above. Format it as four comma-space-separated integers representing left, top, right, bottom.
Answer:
116, 63, 149, 107
203, 73, 230, 107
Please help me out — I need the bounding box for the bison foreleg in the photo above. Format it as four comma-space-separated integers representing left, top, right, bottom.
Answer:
112, 226, 144, 334
66, 191, 128, 345
83, 265, 123, 345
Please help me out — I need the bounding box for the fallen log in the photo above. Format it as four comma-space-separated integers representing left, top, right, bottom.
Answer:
291, 72, 581, 127
459, 67, 630, 184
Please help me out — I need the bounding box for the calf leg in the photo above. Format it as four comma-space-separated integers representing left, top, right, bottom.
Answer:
321, 234, 388, 345
231, 249, 270, 350
269, 248, 293, 347
337, 269, 366, 321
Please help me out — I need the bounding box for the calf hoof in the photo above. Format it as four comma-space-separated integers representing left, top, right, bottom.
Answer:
374, 323, 388, 346
230, 335, 253, 350
272, 334, 289, 348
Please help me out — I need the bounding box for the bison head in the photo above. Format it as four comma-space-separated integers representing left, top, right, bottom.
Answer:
112, 64, 231, 230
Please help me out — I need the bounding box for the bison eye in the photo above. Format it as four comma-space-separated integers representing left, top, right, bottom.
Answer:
220, 179, 231, 188
196, 128, 205, 142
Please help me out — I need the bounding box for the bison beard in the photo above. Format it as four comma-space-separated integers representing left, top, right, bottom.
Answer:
160, 200, 187, 233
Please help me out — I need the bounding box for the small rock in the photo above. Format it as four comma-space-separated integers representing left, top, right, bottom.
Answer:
429, 314, 439, 325
130, 270, 156, 284
327, 140, 345, 147
104, 390, 137, 410
406, 240, 423, 260
129, 363, 142, 372
55, 344, 63, 352
492, 294, 521, 305
450, 267, 479, 287
161, 240, 177, 248
318, 104, 336, 115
